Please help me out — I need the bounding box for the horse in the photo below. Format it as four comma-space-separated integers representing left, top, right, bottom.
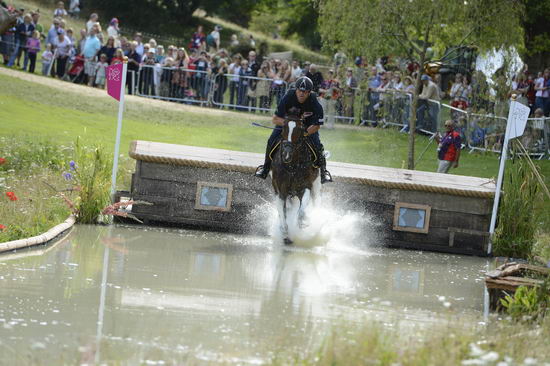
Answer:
271, 114, 321, 245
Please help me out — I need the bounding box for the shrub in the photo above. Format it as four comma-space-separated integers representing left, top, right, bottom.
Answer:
500, 282, 550, 320
65, 139, 112, 224
493, 144, 541, 258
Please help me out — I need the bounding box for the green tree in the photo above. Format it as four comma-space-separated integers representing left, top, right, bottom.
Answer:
317, 0, 525, 170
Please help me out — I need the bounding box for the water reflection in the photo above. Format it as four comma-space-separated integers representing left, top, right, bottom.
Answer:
0, 225, 488, 364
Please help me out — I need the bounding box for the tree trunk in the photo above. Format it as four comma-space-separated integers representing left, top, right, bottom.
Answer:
407, 12, 434, 170
407, 52, 427, 170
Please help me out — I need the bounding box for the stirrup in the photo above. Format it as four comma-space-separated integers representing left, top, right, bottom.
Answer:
321, 169, 333, 184
255, 165, 269, 179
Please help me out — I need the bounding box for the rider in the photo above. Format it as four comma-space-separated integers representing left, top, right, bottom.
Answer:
255, 76, 333, 183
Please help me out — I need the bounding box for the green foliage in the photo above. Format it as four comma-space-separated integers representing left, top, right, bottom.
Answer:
500, 283, 550, 320
493, 144, 541, 259
523, 0, 550, 56
317, 0, 525, 61
69, 139, 112, 224
0, 136, 70, 172
249, 0, 322, 51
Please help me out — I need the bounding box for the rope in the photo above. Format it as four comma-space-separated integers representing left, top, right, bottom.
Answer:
129, 152, 494, 199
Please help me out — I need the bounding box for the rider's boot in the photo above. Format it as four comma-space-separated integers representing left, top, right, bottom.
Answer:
255, 143, 273, 179
316, 146, 333, 184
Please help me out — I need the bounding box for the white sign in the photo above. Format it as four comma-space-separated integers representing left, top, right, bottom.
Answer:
506, 101, 530, 140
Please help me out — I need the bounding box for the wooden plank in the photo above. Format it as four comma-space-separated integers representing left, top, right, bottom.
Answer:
324, 183, 492, 215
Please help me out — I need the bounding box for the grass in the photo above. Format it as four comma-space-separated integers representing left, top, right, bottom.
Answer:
281, 316, 550, 365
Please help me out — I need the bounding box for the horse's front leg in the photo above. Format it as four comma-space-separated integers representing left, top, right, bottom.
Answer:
276, 197, 292, 245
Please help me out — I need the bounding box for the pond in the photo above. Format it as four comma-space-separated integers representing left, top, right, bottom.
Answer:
0, 224, 489, 364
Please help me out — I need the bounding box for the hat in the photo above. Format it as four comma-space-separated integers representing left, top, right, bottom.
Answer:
421, 74, 431, 81
57, 29, 65, 35
148, 48, 156, 54
214, 25, 222, 31
110, 18, 119, 24
328, 69, 334, 73
347, 67, 353, 72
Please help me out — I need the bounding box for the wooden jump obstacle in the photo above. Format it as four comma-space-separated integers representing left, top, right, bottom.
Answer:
119, 140, 496, 256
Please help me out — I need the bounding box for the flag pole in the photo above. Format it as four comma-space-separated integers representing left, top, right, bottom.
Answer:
110, 57, 128, 199
487, 95, 517, 255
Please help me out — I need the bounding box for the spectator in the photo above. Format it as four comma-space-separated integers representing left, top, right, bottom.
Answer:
534, 68, 549, 116
110, 47, 123, 65
91, 22, 103, 44
301, 61, 311, 76
68, 0, 80, 18
193, 50, 209, 100
343, 67, 358, 118
134, 32, 144, 56
360, 66, 381, 126
230, 34, 239, 48
435, 120, 461, 174
85, 13, 98, 33
248, 34, 255, 49
46, 17, 61, 47
94, 53, 108, 88
82, 26, 100, 85
140, 48, 155, 95
31, 12, 43, 40
526, 74, 536, 114
290, 60, 301, 81
319, 69, 340, 129
306, 64, 323, 93
212, 58, 229, 106
228, 53, 242, 107
190, 25, 205, 51
53, 1, 67, 18
206, 25, 221, 52
107, 18, 120, 46
333, 50, 346, 73
511, 73, 529, 106
8, 13, 34, 68
155, 45, 165, 64
53, 29, 71, 78
416, 74, 440, 131
256, 61, 272, 111
159, 56, 174, 97
238, 59, 252, 110
449, 74, 465, 108
99, 36, 116, 64
0, 10, 16, 64
126, 41, 141, 94
76, 28, 87, 54
25, 29, 40, 73
41, 43, 53, 75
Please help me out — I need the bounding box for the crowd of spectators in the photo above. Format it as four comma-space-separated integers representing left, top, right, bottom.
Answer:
1, 2, 549, 146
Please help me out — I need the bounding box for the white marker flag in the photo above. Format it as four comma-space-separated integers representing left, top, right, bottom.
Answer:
506, 101, 530, 140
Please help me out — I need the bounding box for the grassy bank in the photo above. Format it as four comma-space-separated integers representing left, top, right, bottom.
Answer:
282, 316, 550, 365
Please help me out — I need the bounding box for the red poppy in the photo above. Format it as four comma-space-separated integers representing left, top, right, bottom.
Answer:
0, 224, 5, 231
0, 158, 5, 165
6, 192, 17, 201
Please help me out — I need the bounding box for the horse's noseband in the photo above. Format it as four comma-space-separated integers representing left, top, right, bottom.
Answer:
281, 142, 293, 164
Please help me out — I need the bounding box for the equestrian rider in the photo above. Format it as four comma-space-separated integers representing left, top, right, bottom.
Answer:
255, 76, 333, 183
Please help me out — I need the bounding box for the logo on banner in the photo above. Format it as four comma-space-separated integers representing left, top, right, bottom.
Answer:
108, 67, 121, 82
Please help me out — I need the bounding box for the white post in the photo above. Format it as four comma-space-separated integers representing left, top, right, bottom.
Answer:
487, 98, 516, 255
110, 59, 128, 198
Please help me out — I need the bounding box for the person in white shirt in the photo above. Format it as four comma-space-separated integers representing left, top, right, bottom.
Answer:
228, 54, 241, 108
290, 60, 302, 81
86, 13, 98, 33
53, 29, 71, 78
107, 18, 120, 46
53, 1, 67, 18
68, 0, 80, 18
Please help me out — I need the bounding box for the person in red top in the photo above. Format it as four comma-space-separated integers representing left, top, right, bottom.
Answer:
435, 120, 461, 173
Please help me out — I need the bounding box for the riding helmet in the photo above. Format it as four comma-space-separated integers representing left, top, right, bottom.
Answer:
295, 76, 313, 92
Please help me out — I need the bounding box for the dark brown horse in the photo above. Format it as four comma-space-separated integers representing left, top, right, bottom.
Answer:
271, 115, 321, 245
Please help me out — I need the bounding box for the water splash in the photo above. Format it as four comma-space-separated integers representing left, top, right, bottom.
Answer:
251, 191, 381, 252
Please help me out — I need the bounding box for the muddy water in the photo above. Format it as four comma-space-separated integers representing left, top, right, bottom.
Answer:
0, 225, 488, 365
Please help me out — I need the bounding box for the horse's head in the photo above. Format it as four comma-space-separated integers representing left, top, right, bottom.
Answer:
281, 114, 306, 164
